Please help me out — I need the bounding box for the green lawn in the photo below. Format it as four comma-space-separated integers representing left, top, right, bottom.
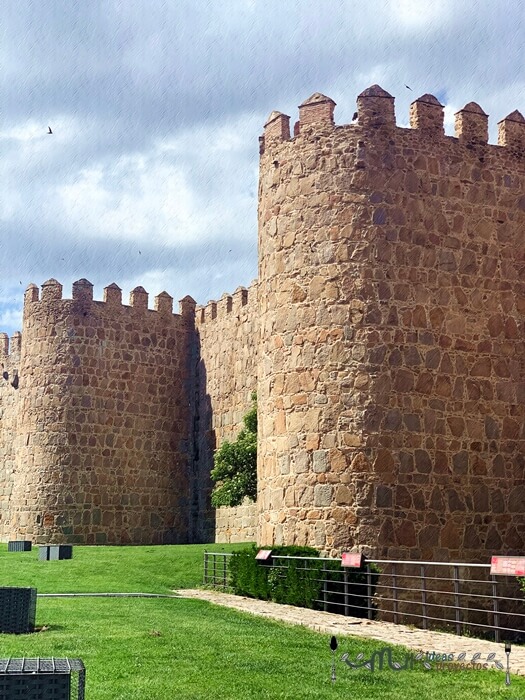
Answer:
0, 544, 522, 699
0, 542, 243, 593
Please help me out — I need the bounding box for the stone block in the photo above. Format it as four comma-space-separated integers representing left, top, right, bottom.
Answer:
312, 450, 328, 473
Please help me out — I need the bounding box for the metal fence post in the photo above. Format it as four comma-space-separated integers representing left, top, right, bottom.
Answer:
491, 574, 500, 643
453, 565, 461, 635
203, 550, 208, 585
421, 564, 427, 630
366, 563, 373, 620
392, 563, 398, 624
343, 568, 349, 617
323, 562, 328, 612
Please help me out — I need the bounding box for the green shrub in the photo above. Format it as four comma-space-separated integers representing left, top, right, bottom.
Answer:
211, 393, 257, 507
228, 544, 378, 616
228, 545, 271, 599
229, 544, 319, 604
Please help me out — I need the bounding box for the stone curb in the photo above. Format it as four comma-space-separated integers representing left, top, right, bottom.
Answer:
38, 592, 178, 598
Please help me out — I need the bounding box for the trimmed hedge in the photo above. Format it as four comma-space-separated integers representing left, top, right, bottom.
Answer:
229, 544, 378, 616
229, 545, 319, 605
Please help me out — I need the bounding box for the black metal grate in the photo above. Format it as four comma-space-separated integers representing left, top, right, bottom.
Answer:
0, 588, 37, 634
0, 659, 85, 700
7, 541, 32, 552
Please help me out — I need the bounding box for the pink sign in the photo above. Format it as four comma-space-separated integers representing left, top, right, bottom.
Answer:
490, 556, 525, 576
342, 552, 363, 568
255, 549, 273, 561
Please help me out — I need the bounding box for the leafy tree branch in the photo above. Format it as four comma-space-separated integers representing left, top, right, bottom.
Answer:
210, 392, 257, 507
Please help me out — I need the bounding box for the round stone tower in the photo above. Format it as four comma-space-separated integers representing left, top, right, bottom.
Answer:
257, 87, 525, 559
8, 278, 196, 545
257, 90, 384, 554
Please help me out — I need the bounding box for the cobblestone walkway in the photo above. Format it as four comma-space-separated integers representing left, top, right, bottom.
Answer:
175, 589, 525, 677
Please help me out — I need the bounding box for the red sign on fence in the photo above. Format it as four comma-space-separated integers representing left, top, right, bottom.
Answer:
255, 549, 273, 561
341, 552, 363, 568
490, 556, 525, 576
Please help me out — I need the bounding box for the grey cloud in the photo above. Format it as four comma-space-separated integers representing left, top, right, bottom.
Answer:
1, 0, 524, 336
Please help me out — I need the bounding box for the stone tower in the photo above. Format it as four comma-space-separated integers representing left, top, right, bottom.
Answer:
257, 87, 525, 560
2, 278, 197, 544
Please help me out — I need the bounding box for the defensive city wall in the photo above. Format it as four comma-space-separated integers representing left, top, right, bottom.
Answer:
194, 282, 259, 543
0, 85, 523, 562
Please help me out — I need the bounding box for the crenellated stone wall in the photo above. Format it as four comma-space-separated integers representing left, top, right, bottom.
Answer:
0, 332, 21, 535
257, 86, 525, 560
0, 83, 523, 559
195, 283, 259, 542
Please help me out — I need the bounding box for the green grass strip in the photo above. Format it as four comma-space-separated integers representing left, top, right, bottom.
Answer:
0, 544, 522, 699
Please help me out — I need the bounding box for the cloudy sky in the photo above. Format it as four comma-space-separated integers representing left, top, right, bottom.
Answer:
1, 0, 524, 336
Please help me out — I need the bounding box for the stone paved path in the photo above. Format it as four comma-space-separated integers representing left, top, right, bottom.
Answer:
175, 589, 525, 677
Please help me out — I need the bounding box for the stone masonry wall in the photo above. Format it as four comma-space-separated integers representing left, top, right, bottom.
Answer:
215, 502, 257, 543
195, 283, 258, 543
1, 85, 523, 560
0, 333, 21, 539
257, 88, 525, 560
4, 278, 197, 545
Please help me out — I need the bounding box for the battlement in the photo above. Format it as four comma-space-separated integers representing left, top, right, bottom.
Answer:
260, 84, 525, 159
196, 280, 258, 324
0, 332, 21, 358
23, 279, 196, 320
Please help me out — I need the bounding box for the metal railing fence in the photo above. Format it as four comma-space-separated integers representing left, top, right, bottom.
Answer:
203, 551, 524, 642
203, 550, 231, 590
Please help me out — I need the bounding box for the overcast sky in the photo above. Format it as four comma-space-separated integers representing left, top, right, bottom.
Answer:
1, 0, 524, 336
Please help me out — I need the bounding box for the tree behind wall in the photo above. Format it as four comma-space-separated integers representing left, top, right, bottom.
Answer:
210, 393, 257, 507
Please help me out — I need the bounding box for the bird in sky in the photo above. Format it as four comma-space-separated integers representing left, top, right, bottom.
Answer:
47, 126, 53, 134
405, 85, 412, 91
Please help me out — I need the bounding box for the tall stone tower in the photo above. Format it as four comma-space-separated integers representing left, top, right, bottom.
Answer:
257, 87, 525, 560
3, 278, 197, 544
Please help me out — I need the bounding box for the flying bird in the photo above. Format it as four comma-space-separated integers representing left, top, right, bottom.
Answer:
47, 126, 53, 134
405, 85, 412, 91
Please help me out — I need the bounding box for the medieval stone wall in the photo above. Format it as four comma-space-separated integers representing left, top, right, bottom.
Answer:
3, 278, 197, 545
257, 88, 525, 560
195, 283, 258, 542
0, 333, 21, 537
215, 502, 257, 543
1, 84, 523, 560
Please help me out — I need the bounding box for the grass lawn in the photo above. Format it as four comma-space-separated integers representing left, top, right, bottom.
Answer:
0, 542, 242, 593
0, 544, 522, 699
